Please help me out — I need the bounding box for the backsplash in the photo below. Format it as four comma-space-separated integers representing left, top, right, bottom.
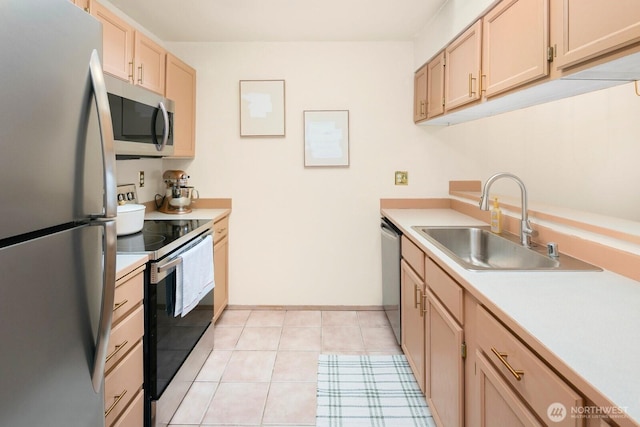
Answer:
115, 158, 164, 203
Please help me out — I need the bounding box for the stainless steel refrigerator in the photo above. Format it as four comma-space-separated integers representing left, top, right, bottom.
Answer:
0, 1, 117, 425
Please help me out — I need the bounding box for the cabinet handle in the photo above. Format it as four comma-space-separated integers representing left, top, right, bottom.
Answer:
468, 73, 477, 97
104, 389, 127, 417
138, 64, 144, 84
481, 73, 486, 94
128, 62, 134, 83
216, 227, 227, 234
105, 340, 129, 363
491, 347, 524, 381
420, 100, 425, 116
421, 293, 427, 315
113, 299, 128, 312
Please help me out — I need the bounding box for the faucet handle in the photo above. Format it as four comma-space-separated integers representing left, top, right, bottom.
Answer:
547, 242, 559, 258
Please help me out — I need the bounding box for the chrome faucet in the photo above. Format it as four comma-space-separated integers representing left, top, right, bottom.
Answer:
479, 172, 536, 247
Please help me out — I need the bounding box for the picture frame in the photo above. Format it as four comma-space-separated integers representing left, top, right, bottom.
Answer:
303, 110, 350, 167
239, 80, 286, 137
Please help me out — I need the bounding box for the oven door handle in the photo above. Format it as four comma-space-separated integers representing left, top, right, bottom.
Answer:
150, 229, 214, 284
157, 256, 182, 273
150, 256, 182, 284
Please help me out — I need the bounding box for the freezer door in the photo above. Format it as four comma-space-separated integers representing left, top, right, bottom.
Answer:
0, 0, 110, 240
0, 225, 106, 427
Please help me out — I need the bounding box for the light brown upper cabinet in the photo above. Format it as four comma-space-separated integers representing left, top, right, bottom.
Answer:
551, 0, 640, 70
92, 1, 166, 95
165, 53, 196, 157
413, 64, 428, 123
427, 51, 445, 118
482, 0, 550, 98
445, 21, 482, 111
134, 33, 166, 95
91, 1, 135, 83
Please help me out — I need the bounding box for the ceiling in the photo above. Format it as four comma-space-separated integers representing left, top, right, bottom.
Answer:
106, 0, 448, 42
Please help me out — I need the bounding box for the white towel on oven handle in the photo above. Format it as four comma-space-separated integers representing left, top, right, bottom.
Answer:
175, 235, 214, 317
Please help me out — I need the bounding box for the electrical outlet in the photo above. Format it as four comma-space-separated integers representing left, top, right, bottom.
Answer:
395, 171, 408, 185
139, 171, 145, 188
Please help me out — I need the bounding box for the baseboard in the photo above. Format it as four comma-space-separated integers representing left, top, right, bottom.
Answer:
225, 304, 384, 311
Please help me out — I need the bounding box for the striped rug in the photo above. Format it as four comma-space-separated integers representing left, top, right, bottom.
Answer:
316, 354, 435, 427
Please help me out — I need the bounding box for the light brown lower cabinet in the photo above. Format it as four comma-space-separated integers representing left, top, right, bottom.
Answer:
401, 258, 425, 393
476, 306, 583, 427
424, 287, 464, 427
105, 264, 145, 427
213, 215, 229, 322
475, 349, 542, 426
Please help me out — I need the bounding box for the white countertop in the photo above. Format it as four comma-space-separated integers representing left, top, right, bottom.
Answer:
116, 253, 148, 278
382, 208, 640, 425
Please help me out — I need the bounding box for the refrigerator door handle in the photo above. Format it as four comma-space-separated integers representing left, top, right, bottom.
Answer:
89, 49, 117, 219
91, 220, 117, 393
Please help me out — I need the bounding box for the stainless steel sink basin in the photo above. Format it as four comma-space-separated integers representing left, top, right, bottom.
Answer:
412, 226, 601, 271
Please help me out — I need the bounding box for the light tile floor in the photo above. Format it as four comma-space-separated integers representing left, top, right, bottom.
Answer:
158, 309, 402, 427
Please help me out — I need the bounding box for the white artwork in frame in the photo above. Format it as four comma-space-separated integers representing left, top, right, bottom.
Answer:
239, 80, 285, 137
304, 110, 350, 167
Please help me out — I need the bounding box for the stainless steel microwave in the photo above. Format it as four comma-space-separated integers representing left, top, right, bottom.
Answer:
105, 74, 175, 158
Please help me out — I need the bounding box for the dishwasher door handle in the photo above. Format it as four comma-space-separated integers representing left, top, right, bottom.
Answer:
381, 222, 400, 239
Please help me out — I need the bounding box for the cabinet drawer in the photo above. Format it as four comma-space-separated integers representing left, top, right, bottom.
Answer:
214, 216, 229, 242
113, 271, 143, 325
401, 236, 425, 279
105, 305, 143, 374
112, 389, 143, 427
105, 341, 143, 426
425, 256, 464, 324
476, 307, 583, 426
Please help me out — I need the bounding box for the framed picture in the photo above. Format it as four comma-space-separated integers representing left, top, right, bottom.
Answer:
303, 110, 350, 167
239, 80, 285, 137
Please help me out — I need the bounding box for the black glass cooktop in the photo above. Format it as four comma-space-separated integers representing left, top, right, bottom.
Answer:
116, 219, 213, 260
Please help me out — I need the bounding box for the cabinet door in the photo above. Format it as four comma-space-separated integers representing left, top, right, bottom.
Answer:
166, 53, 197, 158
427, 51, 445, 118
475, 350, 543, 427
414, 64, 428, 122
552, 0, 640, 70
482, 0, 549, 97
401, 259, 425, 393
425, 288, 464, 427
91, 1, 134, 82
134, 32, 166, 95
213, 236, 228, 322
445, 20, 482, 111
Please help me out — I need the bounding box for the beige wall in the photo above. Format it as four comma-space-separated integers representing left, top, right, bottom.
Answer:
158, 41, 449, 306
421, 82, 640, 222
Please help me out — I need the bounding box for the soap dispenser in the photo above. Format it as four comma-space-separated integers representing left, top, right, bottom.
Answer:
490, 197, 503, 234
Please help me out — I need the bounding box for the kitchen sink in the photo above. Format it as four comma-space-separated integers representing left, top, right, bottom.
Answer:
411, 226, 601, 271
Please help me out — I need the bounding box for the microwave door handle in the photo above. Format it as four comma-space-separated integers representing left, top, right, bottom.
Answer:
155, 101, 169, 151
90, 220, 117, 393
88, 49, 117, 219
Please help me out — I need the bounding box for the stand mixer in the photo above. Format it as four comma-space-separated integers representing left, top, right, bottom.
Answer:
155, 170, 198, 214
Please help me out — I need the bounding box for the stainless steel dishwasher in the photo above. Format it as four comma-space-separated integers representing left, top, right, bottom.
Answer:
380, 217, 402, 344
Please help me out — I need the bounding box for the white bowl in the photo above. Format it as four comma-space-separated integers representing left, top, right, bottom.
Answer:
116, 204, 146, 236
